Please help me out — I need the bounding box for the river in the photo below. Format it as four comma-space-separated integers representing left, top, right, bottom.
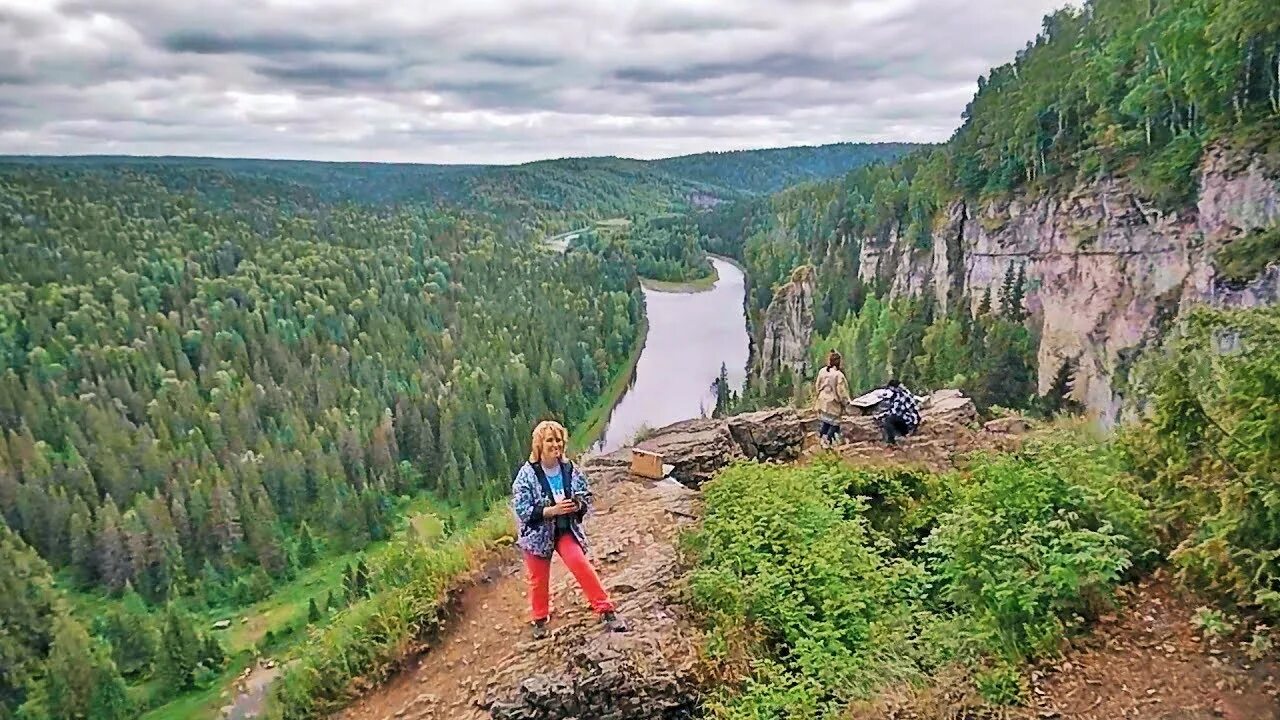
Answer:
592, 256, 750, 453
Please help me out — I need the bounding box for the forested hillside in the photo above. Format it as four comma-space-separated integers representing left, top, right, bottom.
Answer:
0, 162, 644, 718
699, 0, 1279, 415
679, 2, 1280, 713
649, 142, 919, 195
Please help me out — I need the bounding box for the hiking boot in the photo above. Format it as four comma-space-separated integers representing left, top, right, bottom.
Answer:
530, 618, 549, 640
602, 611, 629, 633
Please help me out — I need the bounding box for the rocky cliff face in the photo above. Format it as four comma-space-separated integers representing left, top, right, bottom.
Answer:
865, 141, 1280, 423
758, 264, 815, 380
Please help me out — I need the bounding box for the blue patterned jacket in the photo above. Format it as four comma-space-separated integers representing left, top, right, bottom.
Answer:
510, 460, 592, 558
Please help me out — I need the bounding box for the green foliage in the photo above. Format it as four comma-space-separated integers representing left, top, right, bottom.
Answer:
0, 155, 656, 715
17, 613, 132, 720
1120, 305, 1280, 616
157, 604, 222, 694
1213, 225, 1280, 289
686, 434, 1150, 716
0, 522, 60, 716
973, 662, 1026, 706
925, 440, 1148, 660
92, 588, 160, 678
812, 290, 1039, 414
265, 506, 512, 719
650, 143, 921, 195
952, 0, 1280, 200
573, 145, 917, 283
1191, 607, 1236, 640
686, 460, 928, 717
1129, 132, 1208, 210
570, 216, 714, 283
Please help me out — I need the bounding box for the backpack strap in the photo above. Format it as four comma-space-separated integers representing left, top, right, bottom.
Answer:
528, 461, 556, 501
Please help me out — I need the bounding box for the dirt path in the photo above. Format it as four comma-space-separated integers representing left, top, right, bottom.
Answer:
225, 663, 283, 720
334, 461, 705, 720
334, 556, 527, 720
1021, 571, 1280, 720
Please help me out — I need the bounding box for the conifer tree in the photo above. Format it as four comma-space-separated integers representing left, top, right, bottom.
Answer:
158, 604, 202, 691
19, 613, 131, 720
296, 521, 318, 568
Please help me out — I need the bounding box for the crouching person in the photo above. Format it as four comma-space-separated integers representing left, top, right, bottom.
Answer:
877, 378, 921, 445
511, 419, 628, 640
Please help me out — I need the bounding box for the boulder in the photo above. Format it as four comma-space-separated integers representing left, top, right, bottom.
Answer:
922, 391, 977, 425
632, 418, 742, 487
726, 407, 806, 461
984, 416, 1031, 434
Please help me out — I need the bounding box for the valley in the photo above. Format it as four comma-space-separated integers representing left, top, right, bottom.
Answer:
2, 0, 1279, 719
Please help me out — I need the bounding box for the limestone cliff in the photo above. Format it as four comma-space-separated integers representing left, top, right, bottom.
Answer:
869, 140, 1280, 423
758, 264, 815, 380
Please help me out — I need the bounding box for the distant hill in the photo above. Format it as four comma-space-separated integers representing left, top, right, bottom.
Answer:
1, 141, 920, 210
647, 142, 923, 195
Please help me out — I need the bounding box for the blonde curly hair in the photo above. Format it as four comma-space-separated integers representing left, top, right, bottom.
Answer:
528, 420, 568, 463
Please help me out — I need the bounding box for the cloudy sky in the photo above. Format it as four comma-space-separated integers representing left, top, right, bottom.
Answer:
0, 0, 1070, 165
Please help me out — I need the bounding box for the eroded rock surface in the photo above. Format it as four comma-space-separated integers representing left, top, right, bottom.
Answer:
759, 265, 815, 381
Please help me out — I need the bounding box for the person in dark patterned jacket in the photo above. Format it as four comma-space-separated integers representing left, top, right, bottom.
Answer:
875, 378, 920, 445
510, 419, 628, 639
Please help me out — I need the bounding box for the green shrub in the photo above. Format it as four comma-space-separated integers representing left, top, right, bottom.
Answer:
1130, 132, 1206, 211
1214, 226, 1280, 289
974, 662, 1026, 705
1121, 305, 1280, 616
685, 440, 1150, 717
925, 438, 1148, 660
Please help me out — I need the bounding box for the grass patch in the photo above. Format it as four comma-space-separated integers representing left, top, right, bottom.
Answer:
264, 506, 514, 719
139, 675, 243, 720
683, 430, 1152, 718
569, 316, 648, 453
640, 262, 720, 293
1214, 226, 1280, 289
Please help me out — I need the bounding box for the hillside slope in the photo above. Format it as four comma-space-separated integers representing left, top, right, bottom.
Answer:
328, 400, 1279, 720
2, 141, 917, 232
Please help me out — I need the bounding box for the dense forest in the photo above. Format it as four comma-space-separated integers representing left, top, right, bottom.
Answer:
647, 142, 920, 195
568, 215, 714, 284
0, 162, 645, 717
3, 0, 1279, 715
0, 139, 904, 718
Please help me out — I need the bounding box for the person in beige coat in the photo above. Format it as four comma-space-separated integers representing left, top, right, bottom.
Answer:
814, 350, 851, 448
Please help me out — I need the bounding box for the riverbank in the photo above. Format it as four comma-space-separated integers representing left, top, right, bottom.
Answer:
570, 316, 649, 453
639, 265, 718, 293
637, 253, 746, 294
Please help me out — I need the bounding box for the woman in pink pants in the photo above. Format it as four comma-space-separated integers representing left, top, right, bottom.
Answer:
510, 420, 628, 639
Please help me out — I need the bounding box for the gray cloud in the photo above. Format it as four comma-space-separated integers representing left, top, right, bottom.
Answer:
463, 50, 562, 69
0, 0, 1076, 163
163, 30, 359, 55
